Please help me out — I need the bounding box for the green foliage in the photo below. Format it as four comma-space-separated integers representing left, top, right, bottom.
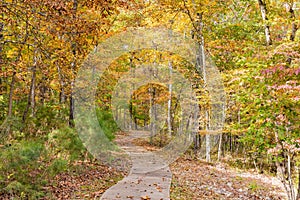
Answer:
48, 158, 68, 177
0, 116, 25, 141
0, 127, 90, 198
0, 95, 6, 121
0, 140, 44, 171
0, 140, 45, 199
48, 126, 87, 161
4, 180, 45, 200
96, 108, 119, 141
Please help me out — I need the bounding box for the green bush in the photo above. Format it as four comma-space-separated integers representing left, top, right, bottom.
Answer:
0, 140, 45, 199
48, 158, 68, 177
96, 108, 119, 141
0, 116, 25, 142
0, 140, 44, 172
47, 126, 87, 161
4, 180, 45, 199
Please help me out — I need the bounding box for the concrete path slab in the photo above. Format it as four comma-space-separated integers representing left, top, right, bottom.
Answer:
100, 131, 172, 200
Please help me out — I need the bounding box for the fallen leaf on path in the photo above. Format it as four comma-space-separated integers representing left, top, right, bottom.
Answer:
141, 195, 151, 200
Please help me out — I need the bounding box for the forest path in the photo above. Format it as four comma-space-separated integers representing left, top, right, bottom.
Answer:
47, 131, 286, 199
100, 131, 172, 200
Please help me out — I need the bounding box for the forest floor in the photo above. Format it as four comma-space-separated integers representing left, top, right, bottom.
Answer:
45, 139, 287, 200
45, 161, 125, 199
170, 157, 287, 200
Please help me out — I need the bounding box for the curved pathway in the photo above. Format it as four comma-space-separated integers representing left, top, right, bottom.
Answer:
100, 131, 172, 200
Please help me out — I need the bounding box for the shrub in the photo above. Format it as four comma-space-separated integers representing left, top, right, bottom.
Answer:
47, 126, 87, 161
0, 140, 45, 199
96, 108, 119, 141
48, 158, 68, 177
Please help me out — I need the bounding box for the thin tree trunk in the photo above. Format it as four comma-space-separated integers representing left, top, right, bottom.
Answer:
8, 71, 16, 118
30, 67, 36, 115
167, 62, 173, 137
149, 86, 153, 144
69, 72, 75, 127
123, 109, 126, 130
287, 154, 296, 200
69, 94, 74, 126
39, 77, 46, 106
258, 0, 272, 45
23, 51, 37, 122
56, 64, 65, 103
197, 13, 211, 162
8, 49, 22, 118
289, 3, 298, 42
69, 46, 75, 127
69, 0, 78, 127
274, 130, 295, 200
23, 66, 36, 122
217, 133, 222, 161
205, 110, 211, 162
296, 166, 300, 199
0, 22, 3, 65
287, 3, 298, 65
130, 56, 135, 130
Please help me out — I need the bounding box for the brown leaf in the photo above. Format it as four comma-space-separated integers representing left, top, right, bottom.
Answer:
140, 195, 151, 200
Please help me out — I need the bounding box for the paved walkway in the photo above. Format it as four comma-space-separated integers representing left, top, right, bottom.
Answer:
100, 131, 172, 200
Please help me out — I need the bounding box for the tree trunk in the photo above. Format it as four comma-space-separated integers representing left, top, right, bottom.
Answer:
217, 133, 222, 161
56, 63, 66, 103
167, 62, 173, 137
287, 154, 296, 200
130, 56, 136, 130
205, 110, 211, 162
39, 77, 47, 106
69, 0, 78, 127
289, 3, 298, 42
296, 166, 300, 199
258, 0, 272, 45
69, 57, 75, 127
196, 12, 211, 162
0, 22, 3, 65
23, 51, 37, 122
8, 49, 23, 119
8, 71, 16, 118
287, 3, 298, 65
30, 67, 36, 116
149, 86, 154, 144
